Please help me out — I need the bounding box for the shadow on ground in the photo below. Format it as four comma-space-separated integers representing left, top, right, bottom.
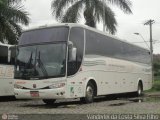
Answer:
0, 96, 16, 102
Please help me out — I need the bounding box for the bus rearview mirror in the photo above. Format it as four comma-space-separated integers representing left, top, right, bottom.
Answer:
69, 47, 77, 62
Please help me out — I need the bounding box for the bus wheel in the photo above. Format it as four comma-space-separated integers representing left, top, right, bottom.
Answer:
137, 82, 143, 97
42, 99, 56, 105
80, 82, 94, 103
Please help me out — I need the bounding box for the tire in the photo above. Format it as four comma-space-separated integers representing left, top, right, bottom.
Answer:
42, 99, 56, 105
137, 82, 143, 97
80, 82, 95, 103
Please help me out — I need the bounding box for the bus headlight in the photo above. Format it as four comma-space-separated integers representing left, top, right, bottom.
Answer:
14, 84, 24, 89
49, 83, 65, 89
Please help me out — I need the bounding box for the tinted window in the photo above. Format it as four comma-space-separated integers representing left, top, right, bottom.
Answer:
19, 27, 69, 45
0, 46, 8, 64
86, 30, 123, 58
9, 46, 16, 65
15, 43, 66, 79
85, 30, 151, 64
122, 42, 151, 64
67, 27, 84, 76
0, 46, 15, 65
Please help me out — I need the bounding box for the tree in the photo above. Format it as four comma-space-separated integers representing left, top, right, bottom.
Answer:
0, 0, 29, 44
51, 0, 132, 34
153, 54, 160, 76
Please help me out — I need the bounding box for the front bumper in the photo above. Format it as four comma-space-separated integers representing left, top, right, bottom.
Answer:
14, 88, 66, 99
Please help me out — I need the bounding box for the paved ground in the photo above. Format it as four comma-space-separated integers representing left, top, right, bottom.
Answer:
0, 93, 160, 115
0, 96, 160, 114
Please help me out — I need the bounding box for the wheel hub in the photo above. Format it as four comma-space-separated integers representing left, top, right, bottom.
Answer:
86, 86, 93, 100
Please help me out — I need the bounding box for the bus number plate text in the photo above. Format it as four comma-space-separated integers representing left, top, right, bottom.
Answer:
30, 91, 39, 97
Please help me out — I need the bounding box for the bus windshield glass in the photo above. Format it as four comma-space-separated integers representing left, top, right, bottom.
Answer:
15, 43, 66, 79
19, 27, 69, 45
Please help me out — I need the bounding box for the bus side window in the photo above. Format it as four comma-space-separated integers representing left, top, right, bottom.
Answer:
9, 47, 16, 65
0, 46, 8, 64
0, 45, 16, 65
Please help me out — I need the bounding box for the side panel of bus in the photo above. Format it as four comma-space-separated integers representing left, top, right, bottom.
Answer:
66, 27, 152, 98
0, 65, 14, 96
82, 57, 152, 96
0, 45, 15, 96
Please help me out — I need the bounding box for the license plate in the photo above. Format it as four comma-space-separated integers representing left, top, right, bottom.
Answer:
30, 91, 39, 97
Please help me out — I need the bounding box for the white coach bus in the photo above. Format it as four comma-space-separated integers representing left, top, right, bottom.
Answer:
0, 43, 15, 96
14, 24, 152, 104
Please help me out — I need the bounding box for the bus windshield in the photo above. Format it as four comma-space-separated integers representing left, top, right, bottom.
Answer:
15, 27, 69, 80
15, 43, 66, 79
19, 27, 69, 45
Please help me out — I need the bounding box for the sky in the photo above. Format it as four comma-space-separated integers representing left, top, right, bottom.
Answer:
22, 0, 160, 54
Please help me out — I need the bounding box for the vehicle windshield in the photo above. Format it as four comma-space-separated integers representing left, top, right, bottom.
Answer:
19, 27, 69, 45
15, 43, 66, 79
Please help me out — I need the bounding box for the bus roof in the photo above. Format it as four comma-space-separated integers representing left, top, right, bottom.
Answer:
23, 23, 150, 52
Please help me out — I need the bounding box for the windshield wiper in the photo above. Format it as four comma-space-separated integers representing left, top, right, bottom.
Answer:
22, 50, 38, 78
19, 52, 34, 79
37, 51, 48, 78
26, 52, 33, 69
